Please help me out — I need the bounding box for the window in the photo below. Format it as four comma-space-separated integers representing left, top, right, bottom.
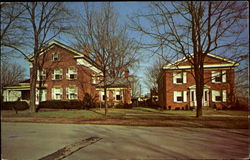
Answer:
211, 71, 226, 83
37, 69, 46, 81
52, 87, 62, 100
173, 91, 187, 103
52, 68, 63, 80
100, 91, 108, 101
114, 90, 122, 101
173, 72, 187, 84
66, 67, 77, 80
116, 95, 121, 101
66, 86, 78, 100
212, 90, 227, 102
52, 52, 60, 62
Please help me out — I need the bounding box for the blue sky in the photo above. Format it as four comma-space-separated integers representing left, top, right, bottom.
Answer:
11, 2, 153, 95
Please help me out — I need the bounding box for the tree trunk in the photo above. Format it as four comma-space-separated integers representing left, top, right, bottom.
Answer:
30, 61, 37, 113
104, 87, 107, 116
195, 63, 204, 118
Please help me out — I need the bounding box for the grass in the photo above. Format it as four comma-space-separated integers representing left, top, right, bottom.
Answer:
2, 110, 103, 118
1, 107, 248, 128
2, 107, 247, 119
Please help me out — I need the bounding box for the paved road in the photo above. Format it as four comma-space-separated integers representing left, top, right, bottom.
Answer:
1, 122, 249, 160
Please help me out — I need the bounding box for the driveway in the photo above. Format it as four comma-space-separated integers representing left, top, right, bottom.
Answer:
1, 122, 249, 160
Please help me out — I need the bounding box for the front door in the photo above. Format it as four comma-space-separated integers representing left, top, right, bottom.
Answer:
190, 89, 209, 107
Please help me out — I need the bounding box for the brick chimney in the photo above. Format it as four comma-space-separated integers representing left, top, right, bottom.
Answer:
83, 44, 90, 57
124, 69, 129, 78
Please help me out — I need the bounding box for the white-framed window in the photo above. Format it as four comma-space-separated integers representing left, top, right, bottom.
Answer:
66, 86, 78, 100
52, 52, 60, 62
173, 91, 187, 103
37, 69, 46, 81
113, 90, 122, 101
52, 87, 63, 100
100, 91, 108, 101
52, 68, 63, 80
66, 67, 77, 80
211, 70, 226, 83
173, 72, 187, 84
36, 89, 47, 102
212, 90, 227, 102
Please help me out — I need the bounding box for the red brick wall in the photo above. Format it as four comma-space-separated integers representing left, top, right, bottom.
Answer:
31, 45, 97, 101
31, 44, 132, 104
161, 69, 235, 109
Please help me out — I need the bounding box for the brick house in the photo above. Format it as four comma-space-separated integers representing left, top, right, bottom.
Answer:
3, 41, 132, 105
157, 53, 239, 110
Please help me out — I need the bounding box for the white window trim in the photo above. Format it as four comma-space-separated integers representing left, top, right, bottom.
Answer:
37, 69, 46, 81
66, 86, 78, 100
173, 91, 187, 103
173, 72, 187, 84
52, 87, 63, 100
100, 91, 109, 101
212, 90, 227, 103
114, 90, 122, 101
52, 52, 60, 61
66, 67, 77, 80
52, 68, 63, 80
211, 70, 226, 83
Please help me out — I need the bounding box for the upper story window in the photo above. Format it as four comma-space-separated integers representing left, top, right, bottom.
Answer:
66, 86, 78, 100
211, 70, 226, 83
66, 67, 77, 80
173, 91, 187, 103
52, 87, 62, 100
52, 68, 63, 80
173, 72, 187, 84
52, 52, 60, 62
212, 90, 227, 102
37, 69, 46, 81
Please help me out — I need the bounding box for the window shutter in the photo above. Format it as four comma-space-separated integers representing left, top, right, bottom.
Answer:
37, 70, 40, 81
66, 87, 69, 99
66, 68, 69, 80
183, 72, 187, 83
183, 91, 187, 102
211, 71, 216, 83
52, 88, 54, 100
211, 90, 216, 102
173, 73, 177, 84
60, 87, 63, 99
222, 70, 226, 82
75, 87, 78, 98
222, 90, 227, 102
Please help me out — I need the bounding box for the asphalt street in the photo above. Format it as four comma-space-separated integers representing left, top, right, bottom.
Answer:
1, 122, 249, 160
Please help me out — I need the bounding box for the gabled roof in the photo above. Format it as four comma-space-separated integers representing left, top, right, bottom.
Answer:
163, 53, 240, 69
26, 40, 101, 73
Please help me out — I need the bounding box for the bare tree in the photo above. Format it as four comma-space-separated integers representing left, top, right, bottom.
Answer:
130, 1, 248, 117
144, 57, 167, 91
71, 2, 139, 115
1, 2, 72, 112
0, 2, 27, 60
0, 62, 26, 102
1, 61, 26, 87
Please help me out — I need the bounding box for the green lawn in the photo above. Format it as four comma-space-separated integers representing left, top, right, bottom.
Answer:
2, 110, 104, 118
2, 107, 247, 118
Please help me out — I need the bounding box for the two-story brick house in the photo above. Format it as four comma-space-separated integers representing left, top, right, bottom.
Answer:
157, 53, 239, 110
3, 40, 132, 105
